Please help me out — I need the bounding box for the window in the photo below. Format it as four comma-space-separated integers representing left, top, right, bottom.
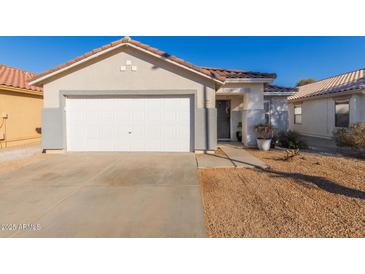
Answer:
264, 100, 271, 124
294, 104, 302, 124
335, 100, 350, 127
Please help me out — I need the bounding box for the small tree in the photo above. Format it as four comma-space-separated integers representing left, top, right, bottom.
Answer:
296, 78, 316, 87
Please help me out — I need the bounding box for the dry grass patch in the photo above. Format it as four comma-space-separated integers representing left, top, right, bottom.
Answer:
199, 149, 365, 237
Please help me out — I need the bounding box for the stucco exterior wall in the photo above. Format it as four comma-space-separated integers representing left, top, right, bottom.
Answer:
41, 46, 218, 151
350, 93, 365, 123
242, 84, 265, 146
264, 95, 289, 133
289, 97, 335, 138
0, 90, 42, 148
289, 92, 365, 139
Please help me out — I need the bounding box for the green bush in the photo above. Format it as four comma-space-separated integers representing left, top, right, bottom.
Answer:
333, 123, 365, 150
278, 130, 306, 149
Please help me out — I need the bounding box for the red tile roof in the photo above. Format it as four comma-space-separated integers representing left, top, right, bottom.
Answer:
30, 37, 276, 84
289, 68, 365, 101
31, 37, 225, 83
202, 67, 277, 80
0, 64, 43, 93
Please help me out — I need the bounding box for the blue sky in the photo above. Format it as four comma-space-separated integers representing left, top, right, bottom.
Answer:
0, 36, 364, 86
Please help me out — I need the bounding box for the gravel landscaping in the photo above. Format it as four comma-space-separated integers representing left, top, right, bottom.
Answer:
199, 149, 365, 237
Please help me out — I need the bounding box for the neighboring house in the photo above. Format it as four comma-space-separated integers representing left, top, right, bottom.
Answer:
29, 37, 294, 153
0, 64, 43, 149
288, 68, 365, 140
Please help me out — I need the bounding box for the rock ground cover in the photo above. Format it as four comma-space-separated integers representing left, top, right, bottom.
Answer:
200, 149, 365, 237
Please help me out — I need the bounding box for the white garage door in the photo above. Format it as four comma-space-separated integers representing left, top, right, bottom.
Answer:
65, 96, 191, 152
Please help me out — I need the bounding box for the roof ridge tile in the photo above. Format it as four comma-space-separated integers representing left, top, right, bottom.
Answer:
30, 37, 276, 84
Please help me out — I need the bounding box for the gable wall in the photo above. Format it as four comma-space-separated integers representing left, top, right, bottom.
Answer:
43, 46, 217, 109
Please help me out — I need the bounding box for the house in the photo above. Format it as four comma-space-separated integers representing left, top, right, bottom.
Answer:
0, 64, 43, 149
288, 68, 365, 142
203, 68, 295, 144
29, 37, 294, 153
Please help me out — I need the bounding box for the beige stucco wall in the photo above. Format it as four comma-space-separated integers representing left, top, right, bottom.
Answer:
350, 93, 365, 123
0, 90, 42, 148
289, 92, 365, 139
43, 47, 216, 109
289, 98, 335, 138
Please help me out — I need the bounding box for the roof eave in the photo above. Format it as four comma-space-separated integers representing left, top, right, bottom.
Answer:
288, 87, 365, 102
29, 42, 224, 86
264, 91, 296, 96
224, 78, 275, 84
0, 85, 43, 96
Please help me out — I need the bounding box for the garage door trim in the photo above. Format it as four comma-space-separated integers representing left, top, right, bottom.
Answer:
60, 90, 196, 152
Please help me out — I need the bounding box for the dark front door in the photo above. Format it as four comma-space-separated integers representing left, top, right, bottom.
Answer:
217, 100, 231, 139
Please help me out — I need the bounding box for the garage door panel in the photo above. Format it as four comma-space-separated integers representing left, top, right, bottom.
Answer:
66, 96, 191, 152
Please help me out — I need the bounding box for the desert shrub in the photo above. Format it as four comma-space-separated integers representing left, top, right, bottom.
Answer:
333, 123, 365, 150
278, 130, 306, 149
284, 149, 300, 161
333, 128, 352, 147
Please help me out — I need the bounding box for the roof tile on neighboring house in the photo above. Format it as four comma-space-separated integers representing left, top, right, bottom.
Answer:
202, 67, 277, 80
264, 84, 296, 93
289, 68, 365, 101
0, 64, 43, 93
30, 37, 276, 84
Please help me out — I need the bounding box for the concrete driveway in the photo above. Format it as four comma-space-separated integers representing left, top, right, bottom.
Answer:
0, 152, 206, 237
